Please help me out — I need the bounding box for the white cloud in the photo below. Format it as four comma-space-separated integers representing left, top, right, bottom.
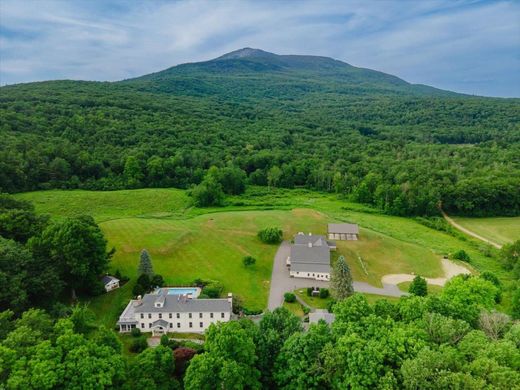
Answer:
0, 0, 518, 96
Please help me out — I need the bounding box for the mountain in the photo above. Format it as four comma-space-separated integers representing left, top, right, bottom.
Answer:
1, 48, 519, 217
122, 47, 454, 98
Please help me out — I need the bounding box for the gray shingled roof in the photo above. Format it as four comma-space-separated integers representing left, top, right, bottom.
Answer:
309, 310, 335, 324
152, 319, 169, 327
294, 233, 328, 247
134, 293, 231, 313
290, 245, 330, 264
102, 275, 119, 285
328, 223, 359, 234
290, 262, 331, 273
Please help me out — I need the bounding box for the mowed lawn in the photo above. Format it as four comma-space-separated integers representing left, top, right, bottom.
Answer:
94, 209, 328, 323
334, 229, 442, 287
451, 216, 520, 245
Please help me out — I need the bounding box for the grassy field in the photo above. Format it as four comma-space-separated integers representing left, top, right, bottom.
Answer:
15, 186, 512, 326
451, 216, 520, 245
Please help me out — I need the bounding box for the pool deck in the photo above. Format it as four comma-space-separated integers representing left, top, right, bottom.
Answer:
155, 287, 201, 298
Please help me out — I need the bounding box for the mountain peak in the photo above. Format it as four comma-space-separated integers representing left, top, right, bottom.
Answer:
215, 48, 276, 61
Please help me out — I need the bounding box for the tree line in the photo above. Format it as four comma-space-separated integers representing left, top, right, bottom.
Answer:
1, 81, 519, 216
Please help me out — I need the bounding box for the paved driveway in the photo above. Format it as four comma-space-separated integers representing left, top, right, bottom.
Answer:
267, 241, 405, 310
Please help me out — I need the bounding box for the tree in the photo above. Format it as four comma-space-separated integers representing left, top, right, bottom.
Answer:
500, 240, 520, 278
256, 307, 302, 388
138, 249, 154, 277
478, 310, 511, 340
267, 166, 282, 190
409, 275, 428, 296
28, 215, 110, 299
257, 227, 283, 244
331, 255, 354, 300
127, 345, 179, 389
243, 255, 256, 267
124, 156, 144, 188
452, 249, 471, 263
512, 288, 520, 320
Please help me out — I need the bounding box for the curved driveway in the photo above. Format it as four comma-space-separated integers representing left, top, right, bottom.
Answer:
267, 241, 405, 310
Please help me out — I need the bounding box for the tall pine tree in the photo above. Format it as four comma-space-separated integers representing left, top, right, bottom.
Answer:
138, 249, 154, 277
331, 255, 354, 300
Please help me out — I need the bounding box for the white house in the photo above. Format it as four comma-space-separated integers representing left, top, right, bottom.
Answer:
117, 290, 233, 336
102, 275, 120, 292
287, 233, 335, 281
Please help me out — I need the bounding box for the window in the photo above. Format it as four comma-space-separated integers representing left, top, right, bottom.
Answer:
158, 313, 162, 319
189, 322, 193, 328
176, 313, 180, 319
149, 323, 152, 328
177, 323, 180, 328
210, 313, 214, 319
189, 313, 192, 319
199, 313, 203, 318
200, 322, 203, 327
141, 324, 144, 329
148, 313, 151, 319
169, 323, 173, 328
169, 313, 172, 319
221, 312, 225, 319
140, 313, 144, 319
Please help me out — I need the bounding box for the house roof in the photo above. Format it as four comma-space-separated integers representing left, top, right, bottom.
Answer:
133, 292, 232, 314
102, 275, 119, 285
309, 310, 335, 324
294, 233, 328, 247
152, 319, 169, 328
328, 223, 359, 234
290, 244, 330, 264
291, 262, 331, 273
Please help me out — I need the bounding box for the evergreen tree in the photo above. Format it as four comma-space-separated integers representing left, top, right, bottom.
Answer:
409, 275, 428, 296
138, 249, 154, 277
331, 255, 354, 300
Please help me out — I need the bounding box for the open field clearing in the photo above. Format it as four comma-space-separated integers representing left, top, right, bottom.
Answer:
15, 187, 510, 326
451, 216, 520, 246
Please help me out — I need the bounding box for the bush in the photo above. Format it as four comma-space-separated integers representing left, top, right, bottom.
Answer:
242, 308, 263, 315
151, 274, 165, 288
189, 178, 224, 207
160, 334, 170, 347
130, 336, 148, 353
452, 250, 471, 263
307, 287, 313, 297
257, 227, 283, 244
319, 288, 330, 299
284, 292, 296, 303
202, 281, 223, 298
243, 256, 256, 267
302, 305, 310, 315
409, 275, 428, 296
131, 327, 141, 337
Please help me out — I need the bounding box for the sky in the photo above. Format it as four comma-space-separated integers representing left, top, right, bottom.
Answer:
0, 0, 519, 97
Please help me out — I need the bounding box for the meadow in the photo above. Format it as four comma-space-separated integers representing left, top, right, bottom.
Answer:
15, 186, 510, 326
451, 216, 520, 246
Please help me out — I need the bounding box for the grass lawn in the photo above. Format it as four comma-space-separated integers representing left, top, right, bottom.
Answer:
295, 289, 331, 309
451, 216, 520, 246
283, 301, 305, 317
15, 186, 515, 325
397, 281, 443, 295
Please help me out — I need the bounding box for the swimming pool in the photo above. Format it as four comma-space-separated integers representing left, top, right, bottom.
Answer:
165, 287, 200, 297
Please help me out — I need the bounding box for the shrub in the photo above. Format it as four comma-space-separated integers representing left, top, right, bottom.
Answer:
243, 256, 256, 267
284, 292, 296, 303
409, 275, 428, 296
202, 281, 223, 298
130, 336, 148, 353
452, 250, 471, 263
307, 287, 313, 297
257, 227, 283, 244
242, 308, 263, 315
319, 288, 330, 299
151, 274, 165, 288
160, 334, 170, 347
131, 327, 142, 337
174, 347, 198, 376
302, 305, 310, 315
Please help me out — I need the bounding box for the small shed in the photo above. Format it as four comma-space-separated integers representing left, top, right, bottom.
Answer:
328, 223, 359, 241
102, 275, 120, 292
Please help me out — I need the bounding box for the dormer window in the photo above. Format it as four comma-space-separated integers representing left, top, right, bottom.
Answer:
155, 302, 163, 308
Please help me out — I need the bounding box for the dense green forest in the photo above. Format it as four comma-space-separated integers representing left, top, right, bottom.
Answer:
1, 48, 519, 216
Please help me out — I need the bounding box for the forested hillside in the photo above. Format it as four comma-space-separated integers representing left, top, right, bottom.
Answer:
1, 48, 519, 216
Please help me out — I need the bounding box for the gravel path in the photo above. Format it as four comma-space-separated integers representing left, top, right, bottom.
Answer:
381, 258, 471, 286
441, 209, 502, 249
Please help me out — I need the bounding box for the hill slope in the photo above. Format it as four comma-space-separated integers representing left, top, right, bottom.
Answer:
1, 48, 519, 216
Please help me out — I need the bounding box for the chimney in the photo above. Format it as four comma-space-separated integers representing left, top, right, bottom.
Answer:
227, 292, 233, 304
135, 295, 142, 306
309, 232, 312, 236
